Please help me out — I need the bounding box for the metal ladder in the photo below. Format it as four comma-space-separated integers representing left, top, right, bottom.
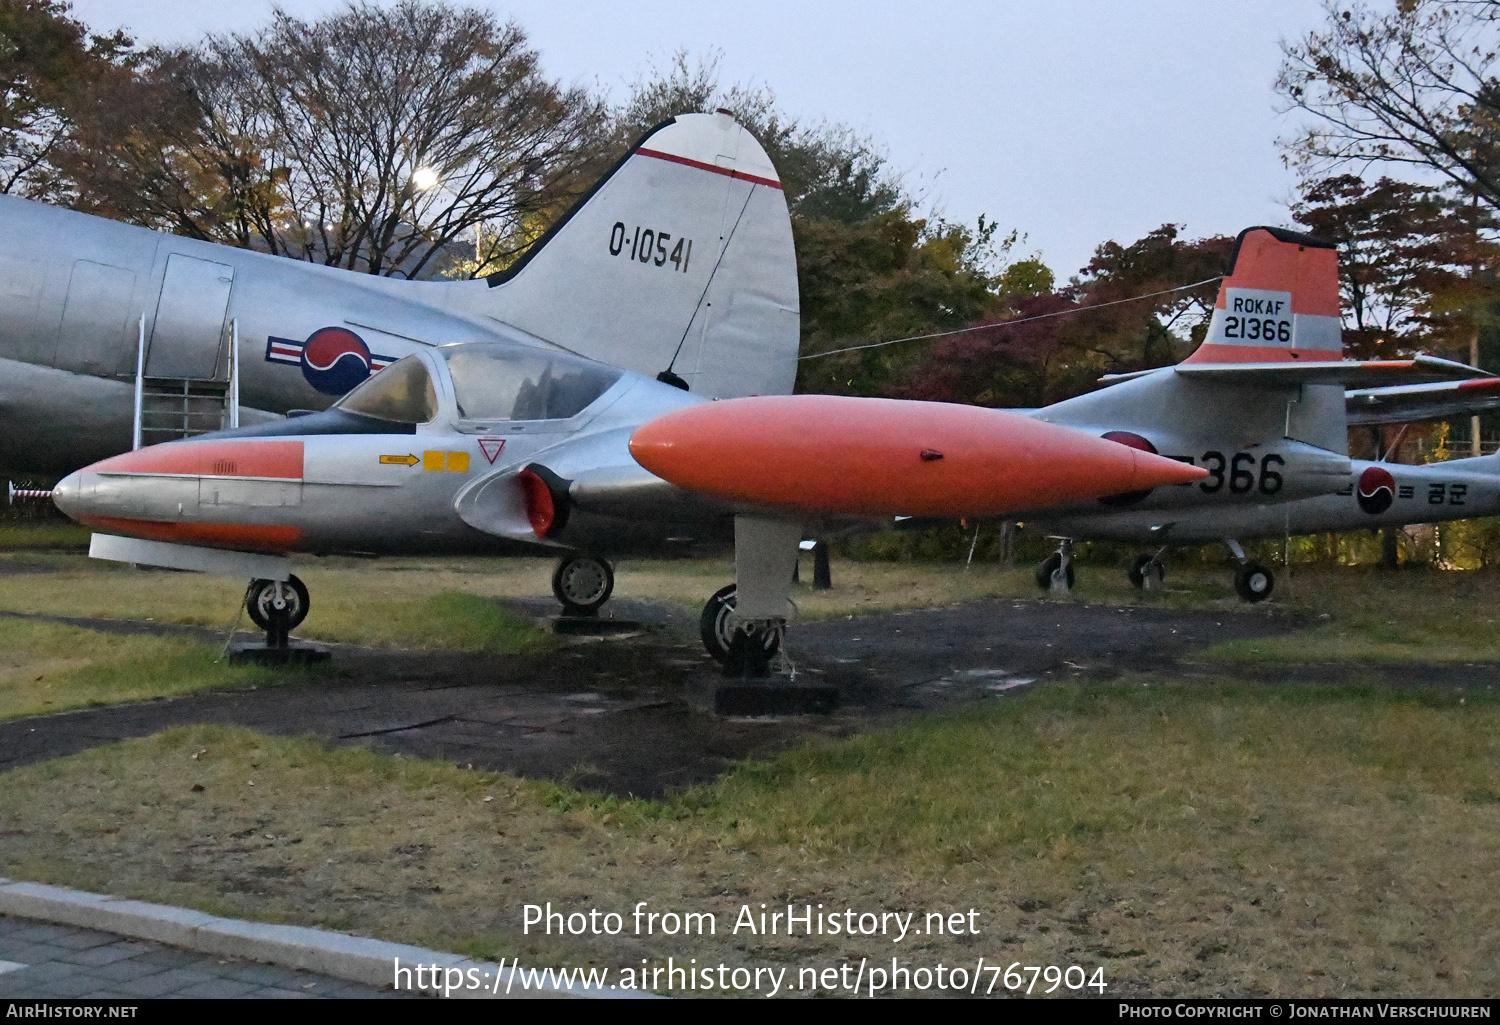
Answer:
131, 316, 240, 449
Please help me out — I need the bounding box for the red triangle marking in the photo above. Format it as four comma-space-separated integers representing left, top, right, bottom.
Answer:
478, 437, 505, 464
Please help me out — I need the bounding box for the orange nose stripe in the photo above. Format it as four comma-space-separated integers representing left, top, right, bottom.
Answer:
72, 515, 302, 554
89, 440, 304, 479
630, 396, 1206, 518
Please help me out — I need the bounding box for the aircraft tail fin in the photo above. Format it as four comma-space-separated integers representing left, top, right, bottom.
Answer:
1183, 226, 1341, 365
444, 112, 799, 399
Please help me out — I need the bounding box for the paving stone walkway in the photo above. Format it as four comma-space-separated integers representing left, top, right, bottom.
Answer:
0, 914, 410, 999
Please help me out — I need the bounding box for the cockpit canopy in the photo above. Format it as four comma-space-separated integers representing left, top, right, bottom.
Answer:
334, 341, 623, 425
441, 343, 622, 422
335, 354, 439, 424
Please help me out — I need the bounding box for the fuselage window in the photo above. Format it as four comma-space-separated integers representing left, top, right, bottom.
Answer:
441, 344, 621, 421
334, 355, 438, 423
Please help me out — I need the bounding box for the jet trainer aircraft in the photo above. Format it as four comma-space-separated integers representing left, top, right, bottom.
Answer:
983, 226, 1500, 601
42, 112, 1209, 672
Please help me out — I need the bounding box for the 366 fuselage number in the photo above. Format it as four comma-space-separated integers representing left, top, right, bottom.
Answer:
1176, 451, 1285, 495
610, 222, 693, 272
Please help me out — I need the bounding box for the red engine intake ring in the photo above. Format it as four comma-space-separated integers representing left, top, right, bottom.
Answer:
516, 465, 571, 539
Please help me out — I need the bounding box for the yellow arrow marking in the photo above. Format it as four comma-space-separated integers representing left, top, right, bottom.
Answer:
380, 454, 419, 466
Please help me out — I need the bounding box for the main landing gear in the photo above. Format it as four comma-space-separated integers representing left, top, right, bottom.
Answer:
1128, 549, 1168, 591
246, 575, 309, 649
1035, 539, 1075, 593
552, 554, 614, 615
700, 584, 783, 676
1226, 540, 1274, 603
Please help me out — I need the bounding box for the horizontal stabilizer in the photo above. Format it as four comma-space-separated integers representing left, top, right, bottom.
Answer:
1347, 376, 1500, 426
1173, 354, 1489, 389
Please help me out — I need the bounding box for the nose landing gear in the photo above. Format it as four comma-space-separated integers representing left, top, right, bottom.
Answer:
231, 574, 327, 664
1128, 549, 1168, 590
247, 575, 310, 648
552, 554, 614, 616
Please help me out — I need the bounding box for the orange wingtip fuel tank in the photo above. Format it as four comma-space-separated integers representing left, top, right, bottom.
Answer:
629, 396, 1208, 517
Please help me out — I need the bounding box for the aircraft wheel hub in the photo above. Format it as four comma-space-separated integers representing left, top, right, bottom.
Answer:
552, 555, 614, 613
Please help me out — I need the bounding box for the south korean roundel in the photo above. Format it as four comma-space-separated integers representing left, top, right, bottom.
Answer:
1357, 466, 1396, 515
1098, 431, 1158, 507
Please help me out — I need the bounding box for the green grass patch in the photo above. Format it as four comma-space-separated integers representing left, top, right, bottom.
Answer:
299, 590, 552, 652
1, 679, 1496, 995
1200, 565, 1500, 663
0, 523, 91, 550
0, 618, 276, 719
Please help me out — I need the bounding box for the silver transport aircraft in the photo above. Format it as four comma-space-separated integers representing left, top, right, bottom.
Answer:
1, 110, 801, 480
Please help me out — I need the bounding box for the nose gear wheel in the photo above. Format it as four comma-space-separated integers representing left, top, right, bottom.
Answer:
246, 575, 309, 631
552, 555, 614, 614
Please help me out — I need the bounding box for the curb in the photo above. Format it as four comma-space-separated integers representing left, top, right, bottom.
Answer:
0, 878, 641, 999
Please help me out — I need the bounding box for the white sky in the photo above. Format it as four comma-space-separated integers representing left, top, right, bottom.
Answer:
69, 0, 1334, 278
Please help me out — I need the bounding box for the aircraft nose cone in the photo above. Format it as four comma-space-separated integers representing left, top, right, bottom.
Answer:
50, 471, 84, 519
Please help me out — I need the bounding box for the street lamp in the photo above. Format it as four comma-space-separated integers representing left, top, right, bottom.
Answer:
410, 165, 482, 268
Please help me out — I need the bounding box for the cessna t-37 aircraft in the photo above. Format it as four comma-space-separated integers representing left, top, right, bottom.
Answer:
43, 113, 1209, 673
994, 226, 1500, 601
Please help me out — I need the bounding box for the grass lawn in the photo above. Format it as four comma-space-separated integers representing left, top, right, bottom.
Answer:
0, 617, 281, 720
1198, 566, 1500, 663
3, 541, 1499, 663
1, 678, 1495, 997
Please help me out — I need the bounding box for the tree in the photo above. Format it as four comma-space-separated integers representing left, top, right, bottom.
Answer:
1290, 173, 1495, 358
59, 1, 608, 279
0, 0, 130, 200
793, 214, 1019, 396
894, 225, 1229, 409
614, 50, 1011, 397
613, 50, 901, 223
1065, 224, 1228, 378
1277, 0, 1500, 213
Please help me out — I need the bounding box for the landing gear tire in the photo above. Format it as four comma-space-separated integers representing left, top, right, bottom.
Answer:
700, 584, 782, 665
1035, 553, 1074, 591
1128, 553, 1165, 590
1234, 560, 1274, 603
246, 575, 309, 631
552, 554, 614, 615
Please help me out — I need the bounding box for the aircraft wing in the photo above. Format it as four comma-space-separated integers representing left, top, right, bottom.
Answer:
1168, 354, 1488, 389
1346, 377, 1500, 426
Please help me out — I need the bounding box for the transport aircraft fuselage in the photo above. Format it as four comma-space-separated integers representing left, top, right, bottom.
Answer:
0, 113, 806, 477
0, 194, 515, 474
